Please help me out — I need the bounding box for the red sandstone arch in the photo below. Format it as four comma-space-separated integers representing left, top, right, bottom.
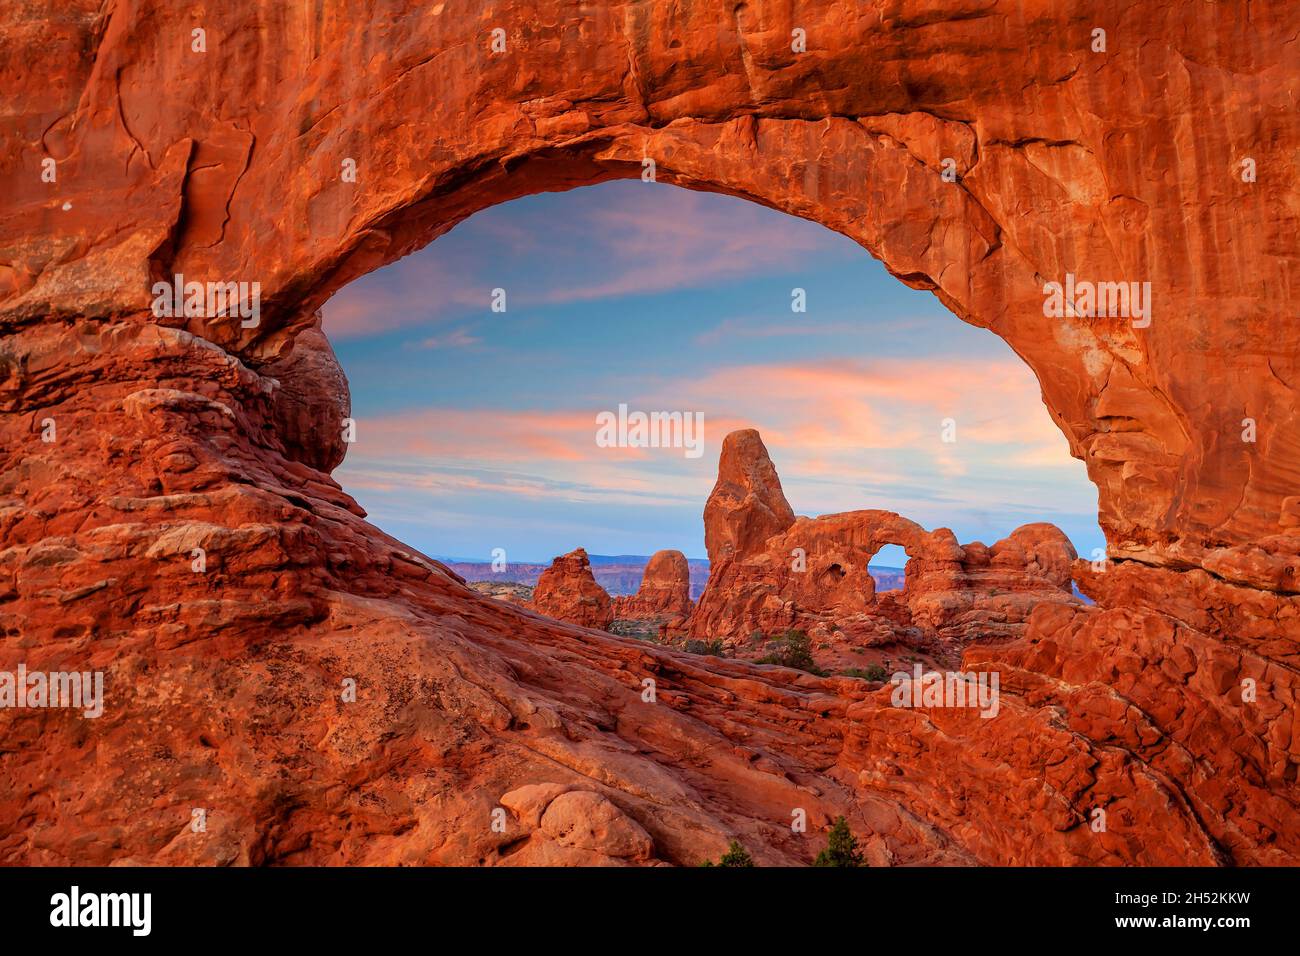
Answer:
6, 0, 1298, 572
1, 1, 1297, 866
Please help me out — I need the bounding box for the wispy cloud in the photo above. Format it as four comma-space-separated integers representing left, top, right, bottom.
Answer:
529, 188, 842, 304
321, 185, 854, 341
692, 317, 882, 348
322, 257, 485, 339
338, 355, 1083, 524
340, 460, 702, 509
419, 327, 482, 349
348, 406, 753, 467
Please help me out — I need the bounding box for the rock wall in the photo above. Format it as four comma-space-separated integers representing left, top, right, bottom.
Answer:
0, 1, 1297, 866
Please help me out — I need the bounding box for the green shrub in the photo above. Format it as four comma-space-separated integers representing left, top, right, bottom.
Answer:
814, 816, 864, 867
683, 638, 725, 657
700, 839, 756, 867
842, 664, 889, 682
756, 629, 824, 675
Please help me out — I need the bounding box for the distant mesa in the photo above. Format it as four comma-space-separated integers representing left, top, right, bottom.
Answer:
448, 554, 709, 599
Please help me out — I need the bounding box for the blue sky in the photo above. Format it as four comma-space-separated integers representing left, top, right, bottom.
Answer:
323, 180, 1102, 565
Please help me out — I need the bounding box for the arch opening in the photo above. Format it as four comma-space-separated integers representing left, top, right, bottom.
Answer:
317, 179, 1099, 676
869, 543, 909, 593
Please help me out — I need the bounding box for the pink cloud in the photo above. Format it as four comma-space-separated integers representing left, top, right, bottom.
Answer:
356, 409, 597, 463
345, 357, 1068, 470
531, 189, 838, 304
334, 355, 1079, 523
351, 406, 759, 467
321, 257, 484, 340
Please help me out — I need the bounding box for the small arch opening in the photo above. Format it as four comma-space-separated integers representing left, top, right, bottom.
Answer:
869, 543, 909, 593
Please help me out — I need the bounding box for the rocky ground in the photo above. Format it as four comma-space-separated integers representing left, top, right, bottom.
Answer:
468, 581, 534, 605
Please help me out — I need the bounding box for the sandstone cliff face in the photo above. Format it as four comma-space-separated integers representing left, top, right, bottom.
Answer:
905, 523, 1080, 641
0, 1, 1297, 867
611, 549, 693, 632
530, 548, 614, 631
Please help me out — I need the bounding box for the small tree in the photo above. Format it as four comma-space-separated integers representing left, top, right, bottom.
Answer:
814, 816, 864, 867
701, 839, 756, 867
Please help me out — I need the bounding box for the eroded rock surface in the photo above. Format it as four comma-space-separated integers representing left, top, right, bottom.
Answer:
704, 430, 796, 563
262, 323, 352, 473
690, 433, 1082, 667
0, 1, 1296, 867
